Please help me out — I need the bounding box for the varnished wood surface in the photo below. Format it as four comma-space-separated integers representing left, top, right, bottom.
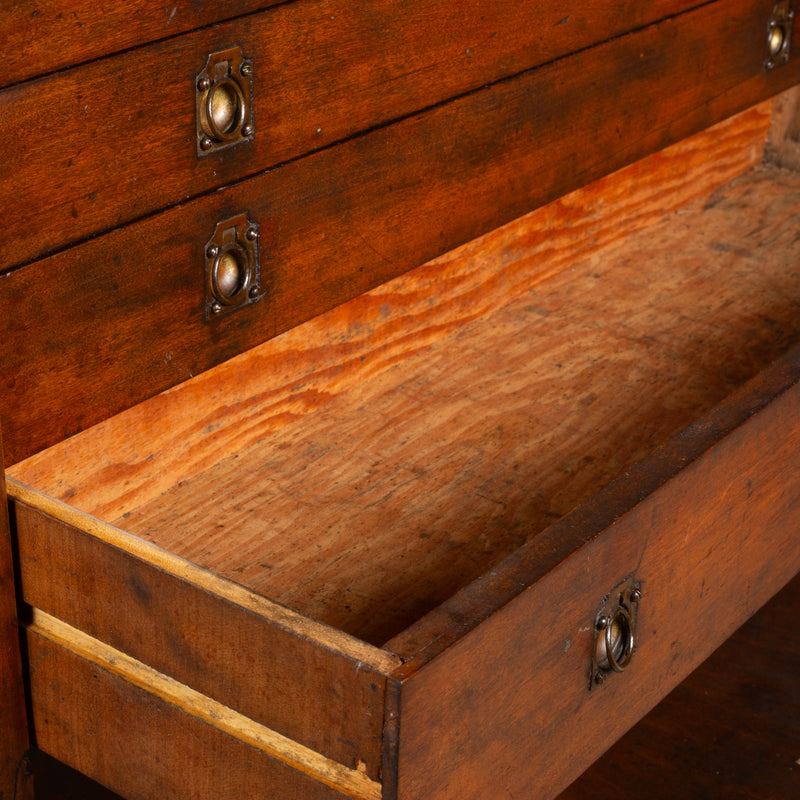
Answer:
0, 1, 276, 89
2, 1, 798, 465
0, 431, 32, 800
395, 347, 800, 799
10, 102, 773, 521
12, 498, 394, 782
559, 571, 800, 800
77, 164, 800, 646
0, 0, 702, 273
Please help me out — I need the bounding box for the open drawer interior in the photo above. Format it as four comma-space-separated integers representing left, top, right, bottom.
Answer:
8, 101, 800, 648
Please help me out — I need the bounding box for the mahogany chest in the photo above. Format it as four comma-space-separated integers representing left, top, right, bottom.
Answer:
1, 2, 799, 798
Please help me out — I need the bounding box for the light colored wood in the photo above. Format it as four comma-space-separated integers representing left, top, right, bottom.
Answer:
28, 609, 381, 800
7, 479, 398, 675
8, 102, 772, 520
108, 163, 800, 645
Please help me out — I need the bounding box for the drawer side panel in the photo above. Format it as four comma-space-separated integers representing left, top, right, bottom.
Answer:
397, 363, 800, 799
12, 503, 389, 781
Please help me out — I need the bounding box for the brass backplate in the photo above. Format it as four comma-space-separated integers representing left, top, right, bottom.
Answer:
196, 46, 254, 155
204, 213, 263, 320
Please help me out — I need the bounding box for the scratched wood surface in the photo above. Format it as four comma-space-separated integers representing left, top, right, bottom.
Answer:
2, 1, 797, 466
9, 102, 773, 519
108, 164, 800, 646
0, 0, 702, 271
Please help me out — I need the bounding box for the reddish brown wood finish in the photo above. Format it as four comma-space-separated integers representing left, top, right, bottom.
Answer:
12, 501, 392, 781
26, 631, 354, 800
0, 432, 31, 800
0, 0, 703, 273
2, 0, 798, 467
559, 572, 800, 800
8, 102, 773, 524
392, 348, 800, 800
0, 1, 277, 89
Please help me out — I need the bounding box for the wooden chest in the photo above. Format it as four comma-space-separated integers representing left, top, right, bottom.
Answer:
1, 2, 799, 798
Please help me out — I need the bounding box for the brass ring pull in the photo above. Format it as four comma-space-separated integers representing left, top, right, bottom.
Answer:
196, 47, 254, 155
591, 579, 641, 689
204, 213, 263, 320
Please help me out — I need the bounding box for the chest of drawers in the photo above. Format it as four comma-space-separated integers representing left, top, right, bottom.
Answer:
1, 2, 799, 798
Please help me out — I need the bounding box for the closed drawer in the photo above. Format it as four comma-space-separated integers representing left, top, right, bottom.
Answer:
8, 105, 800, 799
3, 0, 799, 466
0, 0, 798, 270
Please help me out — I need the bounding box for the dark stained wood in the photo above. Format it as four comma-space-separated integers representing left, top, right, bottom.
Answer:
0, 0, 703, 273
393, 345, 800, 799
11, 499, 396, 782
33, 751, 123, 800
2, 0, 798, 467
0, 1, 278, 89
9, 102, 773, 523
558, 571, 800, 800
0, 429, 32, 800
26, 629, 361, 800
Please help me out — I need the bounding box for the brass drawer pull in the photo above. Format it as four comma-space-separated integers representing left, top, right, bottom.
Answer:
765, 1, 794, 71
591, 578, 641, 689
204, 213, 262, 320
196, 46, 254, 155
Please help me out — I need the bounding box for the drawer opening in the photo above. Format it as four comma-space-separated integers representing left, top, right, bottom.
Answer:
8, 103, 800, 651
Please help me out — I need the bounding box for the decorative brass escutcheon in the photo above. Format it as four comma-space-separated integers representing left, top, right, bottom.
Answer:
204, 213, 262, 320
765, 1, 795, 71
196, 46, 254, 155
590, 577, 641, 689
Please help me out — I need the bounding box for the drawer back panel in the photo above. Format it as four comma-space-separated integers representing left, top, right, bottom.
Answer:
2, 0, 798, 466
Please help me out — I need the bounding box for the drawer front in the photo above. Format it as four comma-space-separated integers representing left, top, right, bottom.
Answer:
26, 621, 373, 800
0, 0, 702, 272
395, 350, 800, 799
3, 0, 798, 466
11, 493, 397, 783
0, 1, 276, 89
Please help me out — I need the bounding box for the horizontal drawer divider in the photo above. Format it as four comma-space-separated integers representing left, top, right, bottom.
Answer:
27, 609, 382, 800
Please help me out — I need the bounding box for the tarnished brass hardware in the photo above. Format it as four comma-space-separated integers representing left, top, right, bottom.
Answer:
765, 2, 794, 71
196, 47, 254, 155
590, 578, 641, 690
204, 213, 263, 320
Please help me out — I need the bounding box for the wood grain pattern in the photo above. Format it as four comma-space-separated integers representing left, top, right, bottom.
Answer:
2, 0, 798, 466
8, 101, 774, 519
26, 630, 357, 800
0, 431, 32, 800
67, 165, 800, 646
11, 492, 396, 781
0, 0, 703, 272
0, 1, 277, 89
29, 610, 381, 800
558, 572, 800, 800
394, 347, 800, 800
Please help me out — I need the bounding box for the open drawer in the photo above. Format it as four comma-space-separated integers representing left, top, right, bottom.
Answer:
4, 99, 800, 799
